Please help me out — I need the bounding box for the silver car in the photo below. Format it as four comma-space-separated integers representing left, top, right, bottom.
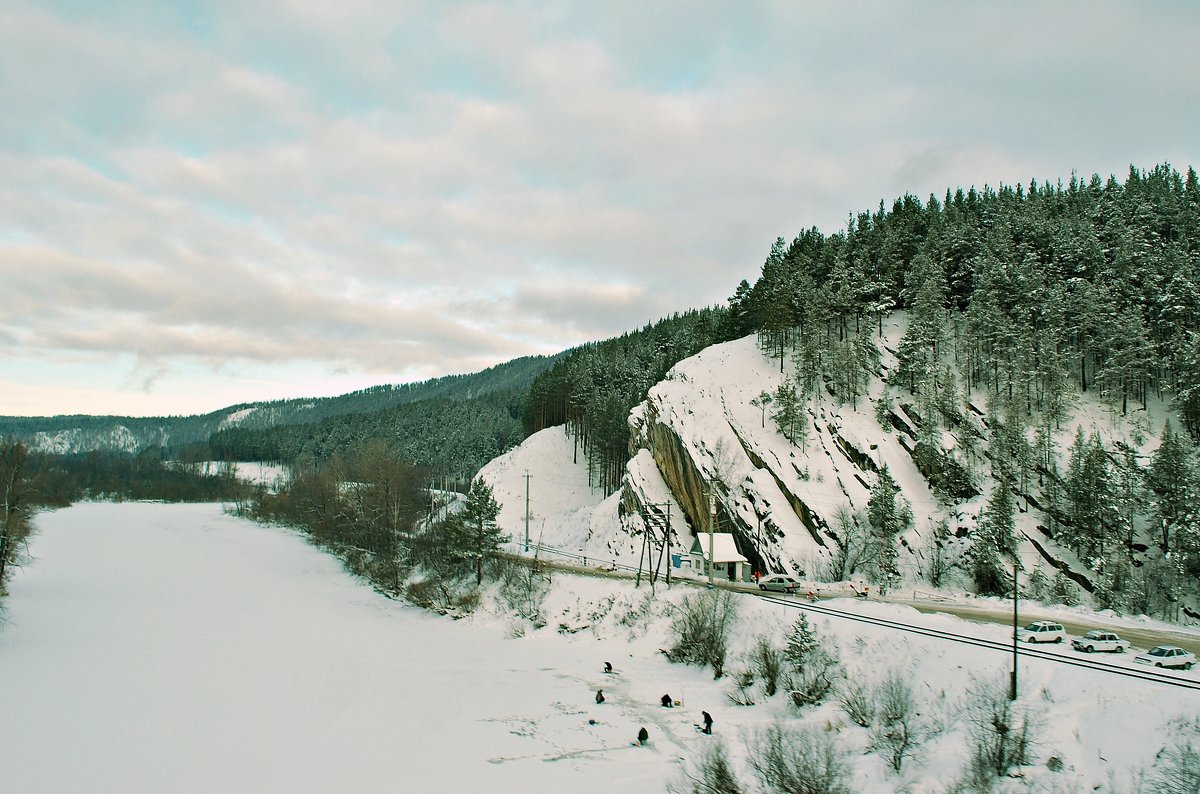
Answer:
758, 574, 800, 593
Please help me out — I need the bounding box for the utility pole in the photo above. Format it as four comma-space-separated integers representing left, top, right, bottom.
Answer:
707, 491, 716, 590
524, 471, 531, 553
1010, 561, 1019, 701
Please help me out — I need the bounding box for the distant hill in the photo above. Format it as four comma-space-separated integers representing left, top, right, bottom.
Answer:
0, 354, 561, 458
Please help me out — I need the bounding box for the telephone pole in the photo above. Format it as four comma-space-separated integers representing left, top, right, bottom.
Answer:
524, 471, 531, 552
707, 490, 716, 589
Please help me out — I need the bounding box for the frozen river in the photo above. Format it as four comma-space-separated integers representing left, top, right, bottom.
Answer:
0, 502, 676, 793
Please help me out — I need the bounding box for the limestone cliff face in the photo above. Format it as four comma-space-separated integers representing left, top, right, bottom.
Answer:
620, 337, 874, 577
606, 323, 1169, 609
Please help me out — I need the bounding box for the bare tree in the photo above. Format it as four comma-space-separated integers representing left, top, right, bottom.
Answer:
831, 505, 880, 581
0, 440, 33, 598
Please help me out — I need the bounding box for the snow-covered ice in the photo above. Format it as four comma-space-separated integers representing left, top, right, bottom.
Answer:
0, 503, 682, 793
3, 502, 1198, 792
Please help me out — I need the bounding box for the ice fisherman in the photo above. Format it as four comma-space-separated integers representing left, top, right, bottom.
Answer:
604, 661, 613, 673
596, 689, 605, 704
637, 727, 649, 746
701, 711, 713, 734
661, 693, 673, 708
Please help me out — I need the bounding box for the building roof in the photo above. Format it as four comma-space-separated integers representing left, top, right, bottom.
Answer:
690, 532, 748, 563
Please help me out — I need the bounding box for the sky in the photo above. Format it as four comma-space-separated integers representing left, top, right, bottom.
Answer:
3, 1, 1199, 418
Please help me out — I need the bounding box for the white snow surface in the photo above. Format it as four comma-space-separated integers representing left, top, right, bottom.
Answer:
1, 503, 679, 793
4, 502, 1198, 793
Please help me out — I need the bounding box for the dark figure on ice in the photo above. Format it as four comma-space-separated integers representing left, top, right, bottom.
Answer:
637, 726, 649, 746
661, 693, 673, 708
604, 661, 613, 673
596, 689, 605, 704
701, 711, 713, 734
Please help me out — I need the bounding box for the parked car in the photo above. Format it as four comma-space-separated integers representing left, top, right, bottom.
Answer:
1133, 645, 1196, 670
758, 574, 801, 593
1071, 630, 1129, 653
1017, 621, 1066, 643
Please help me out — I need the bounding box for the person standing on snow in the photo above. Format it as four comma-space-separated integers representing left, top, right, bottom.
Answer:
701, 711, 713, 734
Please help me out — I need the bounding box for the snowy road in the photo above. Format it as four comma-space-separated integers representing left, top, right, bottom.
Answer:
0, 503, 688, 794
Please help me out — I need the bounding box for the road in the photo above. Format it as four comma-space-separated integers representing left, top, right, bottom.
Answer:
516, 553, 1200, 657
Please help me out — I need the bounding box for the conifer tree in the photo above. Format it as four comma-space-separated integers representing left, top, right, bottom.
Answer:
784, 614, 819, 670
452, 478, 507, 586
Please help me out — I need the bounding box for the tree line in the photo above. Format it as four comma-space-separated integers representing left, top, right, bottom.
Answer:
522, 307, 732, 494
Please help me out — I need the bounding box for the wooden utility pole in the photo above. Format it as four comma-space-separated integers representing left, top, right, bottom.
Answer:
524, 471, 531, 552
707, 491, 716, 589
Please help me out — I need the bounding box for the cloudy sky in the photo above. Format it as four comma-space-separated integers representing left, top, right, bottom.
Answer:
3, 1, 1198, 418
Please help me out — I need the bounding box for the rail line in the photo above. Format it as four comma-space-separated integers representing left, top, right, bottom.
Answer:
756, 594, 1200, 693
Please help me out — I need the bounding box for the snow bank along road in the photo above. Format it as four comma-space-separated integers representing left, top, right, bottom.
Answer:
531, 552, 1200, 659
0, 503, 687, 794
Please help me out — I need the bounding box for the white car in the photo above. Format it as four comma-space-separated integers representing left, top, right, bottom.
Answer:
1133, 645, 1196, 670
1071, 630, 1129, 653
1017, 620, 1066, 643
757, 574, 801, 593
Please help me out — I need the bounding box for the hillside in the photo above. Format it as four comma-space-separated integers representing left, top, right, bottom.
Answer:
0, 353, 557, 459
480, 314, 1195, 619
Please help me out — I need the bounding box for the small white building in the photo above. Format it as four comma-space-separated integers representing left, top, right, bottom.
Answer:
689, 532, 749, 582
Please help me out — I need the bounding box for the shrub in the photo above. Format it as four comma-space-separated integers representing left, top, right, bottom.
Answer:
669, 740, 744, 794
837, 677, 875, 728
727, 669, 757, 706
961, 675, 1039, 785
788, 646, 843, 708
666, 589, 738, 678
747, 722, 851, 794
870, 672, 921, 772
751, 635, 785, 697
1149, 717, 1200, 793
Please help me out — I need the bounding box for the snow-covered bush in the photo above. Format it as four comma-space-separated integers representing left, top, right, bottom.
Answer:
750, 635, 784, 697
666, 589, 738, 678
1149, 716, 1200, 793
746, 722, 851, 794
727, 669, 757, 706
787, 646, 842, 708
960, 675, 1040, 786
669, 740, 744, 794
836, 677, 874, 728
494, 557, 549, 628
869, 672, 922, 772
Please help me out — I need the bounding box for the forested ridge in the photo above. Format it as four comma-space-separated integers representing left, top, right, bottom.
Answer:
204, 389, 526, 479
732, 163, 1200, 431
726, 162, 1200, 611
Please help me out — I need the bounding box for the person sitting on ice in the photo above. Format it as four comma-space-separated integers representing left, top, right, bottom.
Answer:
596, 689, 605, 704
661, 693, 673, 708
604, 661, 613, 673
637, 727, 649, 746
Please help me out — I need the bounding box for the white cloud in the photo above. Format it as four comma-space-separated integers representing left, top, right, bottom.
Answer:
1, 0, 1198, 416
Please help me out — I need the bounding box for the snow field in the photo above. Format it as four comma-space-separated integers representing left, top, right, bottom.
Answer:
5, 502, 1198, 792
